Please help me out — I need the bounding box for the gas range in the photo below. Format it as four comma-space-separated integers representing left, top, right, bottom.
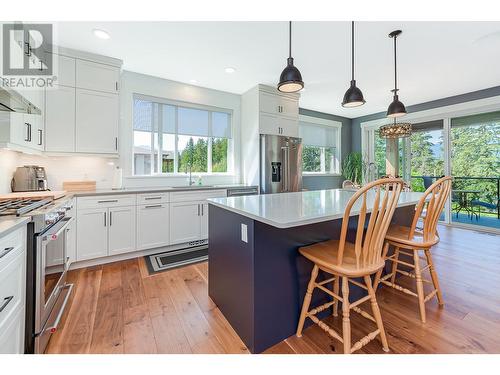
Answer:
0, 196, 73, 233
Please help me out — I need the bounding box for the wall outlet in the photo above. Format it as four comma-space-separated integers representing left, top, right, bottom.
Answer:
241, 223, 248, 243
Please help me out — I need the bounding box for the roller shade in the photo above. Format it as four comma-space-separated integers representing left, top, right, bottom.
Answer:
299, 121, 338, 148
452, 110, 500, 128
133, 99, 153, 131
212, 111, 232, 138
178, 107, 209, 136
162, 104, 176, 134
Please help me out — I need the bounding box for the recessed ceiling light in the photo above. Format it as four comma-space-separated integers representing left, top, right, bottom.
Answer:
224, 67, 236, 74
190, 79, 198, 84
93, 29, 110, 40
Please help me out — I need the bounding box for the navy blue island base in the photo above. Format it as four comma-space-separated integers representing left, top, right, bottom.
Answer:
208, 203, 415, 353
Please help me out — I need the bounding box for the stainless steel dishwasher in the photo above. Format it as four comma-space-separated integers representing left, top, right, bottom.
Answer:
226, 186, 259, 197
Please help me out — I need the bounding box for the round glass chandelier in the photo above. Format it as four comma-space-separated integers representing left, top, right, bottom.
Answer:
379, 119, 412, 138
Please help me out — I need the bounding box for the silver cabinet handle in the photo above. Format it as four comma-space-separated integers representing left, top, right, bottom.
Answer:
109, 211, 112, 226
201, 204, 204, 216
98, 200, 118, 203
145, 204, 162, 209
0, 296, 14, 313
145, 197, 161, 200
38, 129, 43, 145
0, 247, 14, 259
104, 212, 106, 227
197, 204, 200, 216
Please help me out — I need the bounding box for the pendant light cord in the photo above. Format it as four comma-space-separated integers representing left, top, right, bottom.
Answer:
351, 21, 355, 81
394, 33, 398, 92
289, 21, 292, 58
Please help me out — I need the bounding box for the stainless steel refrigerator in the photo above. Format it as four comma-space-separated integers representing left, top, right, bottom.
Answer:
260, 134, 302, 194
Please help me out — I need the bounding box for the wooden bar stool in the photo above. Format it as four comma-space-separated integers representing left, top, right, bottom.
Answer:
296, 178, 404, 354
375, 176, 452, 323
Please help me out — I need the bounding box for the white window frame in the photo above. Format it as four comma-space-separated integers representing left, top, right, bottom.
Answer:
360, 95, 500, 233
299, 114, 342, 176
132, 93, 234, 176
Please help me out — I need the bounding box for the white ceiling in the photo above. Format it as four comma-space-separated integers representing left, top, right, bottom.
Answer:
52, 21, 500, 118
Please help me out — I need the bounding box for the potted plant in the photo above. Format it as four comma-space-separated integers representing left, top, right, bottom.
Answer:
341, 152, 366, 187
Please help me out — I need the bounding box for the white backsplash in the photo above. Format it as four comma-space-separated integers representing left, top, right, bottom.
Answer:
0, 149, 116, 193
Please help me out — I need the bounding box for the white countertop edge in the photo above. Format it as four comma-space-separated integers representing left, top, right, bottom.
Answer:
0, 216, 30, 237
208, 195, 422, 229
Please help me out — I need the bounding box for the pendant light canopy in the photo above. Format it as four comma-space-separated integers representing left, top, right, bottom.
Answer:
278, 21, 304, 93
386, 30, 407, 118
342, 21, 365, 107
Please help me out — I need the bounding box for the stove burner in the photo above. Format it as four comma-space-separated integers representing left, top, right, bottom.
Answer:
0, 198, 52, 216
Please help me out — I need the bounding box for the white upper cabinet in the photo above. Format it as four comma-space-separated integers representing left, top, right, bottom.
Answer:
76, 60, 120, 94
75, 89, 119, 153
260, 91, 299, 119
54, 54, 76, 87
45, 85, 76, 152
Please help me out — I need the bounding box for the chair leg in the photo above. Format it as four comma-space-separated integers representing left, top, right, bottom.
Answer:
333, 276, 340, 317
424, 249, 444, 306
374, 242, 390, 290
341, 276, 351, 354
364, 275, 389, 352
296, 265, 319, 337
390, 246, 400, 284
413, 250, 427, 323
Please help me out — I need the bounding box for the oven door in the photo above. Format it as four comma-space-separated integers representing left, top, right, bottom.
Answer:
35, 217, 74, 341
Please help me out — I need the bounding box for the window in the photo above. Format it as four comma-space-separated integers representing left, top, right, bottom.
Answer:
133, 96, 233, 175
299, 116, 342, 174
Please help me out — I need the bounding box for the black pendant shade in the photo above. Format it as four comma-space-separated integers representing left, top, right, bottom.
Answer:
278, 22, 304, 93
342, 21, 365, 107
386, 30, 407, 118
387, 93, 407, 118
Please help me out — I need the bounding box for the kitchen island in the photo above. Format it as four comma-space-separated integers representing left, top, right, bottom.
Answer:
207, 188, 424, 353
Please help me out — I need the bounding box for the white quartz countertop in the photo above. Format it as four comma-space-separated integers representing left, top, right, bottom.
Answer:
71, 184, 257, 197
208, 189, 425, 228
0, 216, 30, 237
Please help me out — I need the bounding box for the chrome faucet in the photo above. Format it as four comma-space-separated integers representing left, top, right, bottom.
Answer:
186, 164, 195, 186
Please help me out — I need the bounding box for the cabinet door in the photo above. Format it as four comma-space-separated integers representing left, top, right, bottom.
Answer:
108, 206, 136, 256
76, 60, 120, 93
200, 202, 209, 240
279, 116, 299, 137
279, 96, 299, 119
8, 113, 28, 147
76, 208, 108, 261
0, 306, 25, 354
259, 113, 280, 136
260, 92, 280, 115
169, 202, 201, 245
45, 85, 75, 152
24, 113, 44, 151
53, 54, 76, 87
75, 89, 119, 154
137, 203, 170, 250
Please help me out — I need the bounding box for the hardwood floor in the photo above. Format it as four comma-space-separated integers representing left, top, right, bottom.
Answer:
46, 225, 500, 354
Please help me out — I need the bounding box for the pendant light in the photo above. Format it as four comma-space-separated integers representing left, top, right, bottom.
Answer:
342, 21, 365, 107
277, 21, 304, 93
386, 30, 407, 118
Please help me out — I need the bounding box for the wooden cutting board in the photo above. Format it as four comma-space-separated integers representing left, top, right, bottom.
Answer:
0, 191, 67, 201
62, 180, 97, 192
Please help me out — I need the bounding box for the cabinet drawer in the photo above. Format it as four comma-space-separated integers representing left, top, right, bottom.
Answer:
137, 192, 170, 204
0, 245, 26, 329
170, 189, 226, 203
0, 303, 25, 354
77, 194, 136, 209
0, 226, 24, 265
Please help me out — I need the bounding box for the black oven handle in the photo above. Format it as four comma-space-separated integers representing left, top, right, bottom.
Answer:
41, 217, 74, 243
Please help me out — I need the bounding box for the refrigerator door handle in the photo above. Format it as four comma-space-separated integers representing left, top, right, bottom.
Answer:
281, 146, 289, 192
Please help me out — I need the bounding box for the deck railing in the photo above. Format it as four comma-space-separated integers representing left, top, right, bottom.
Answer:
410, 175, 500, 219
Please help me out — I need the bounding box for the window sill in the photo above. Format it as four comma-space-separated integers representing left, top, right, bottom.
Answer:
126, 173, 236, 179
302, 173, 342, 177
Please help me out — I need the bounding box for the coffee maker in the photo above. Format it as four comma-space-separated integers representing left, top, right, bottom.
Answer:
11, 166, 49, 192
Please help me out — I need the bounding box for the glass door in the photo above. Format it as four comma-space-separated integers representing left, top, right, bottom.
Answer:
450, 111, 500, 230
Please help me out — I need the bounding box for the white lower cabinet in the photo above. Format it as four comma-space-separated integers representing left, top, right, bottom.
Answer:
0, 304, 25, 354
137, 203, 169, 250
200, 202, 209, 240
76, 208, 108, 261
108, 206, 136, 256
169, 201, 202, 245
